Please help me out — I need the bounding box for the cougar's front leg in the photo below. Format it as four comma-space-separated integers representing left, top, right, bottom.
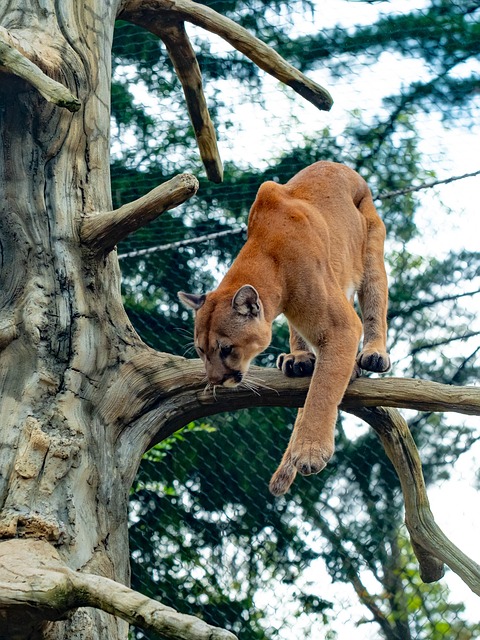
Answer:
270, 302, 362, 496
277, 322, 316, 377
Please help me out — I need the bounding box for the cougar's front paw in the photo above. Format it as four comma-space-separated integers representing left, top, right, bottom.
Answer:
277, 351, 316, 377
290, 440, 334, 476
357, 349, 391, 373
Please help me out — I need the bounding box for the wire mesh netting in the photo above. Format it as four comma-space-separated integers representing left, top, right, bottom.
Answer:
111, 1, 480, 638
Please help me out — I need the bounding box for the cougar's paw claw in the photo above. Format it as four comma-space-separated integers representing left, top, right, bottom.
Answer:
277, 351, 316, 377
357, 350, 391, 373
269, 459, 297, 496
291, 441, 334, 477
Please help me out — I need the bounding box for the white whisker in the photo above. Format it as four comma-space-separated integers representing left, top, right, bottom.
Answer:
182, 341, 196, 356
175, 327, 194, 337
246, 374, 279, 394
240, 379, 261, 396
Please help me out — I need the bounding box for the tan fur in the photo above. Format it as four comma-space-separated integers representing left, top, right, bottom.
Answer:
179, 161, 390, 495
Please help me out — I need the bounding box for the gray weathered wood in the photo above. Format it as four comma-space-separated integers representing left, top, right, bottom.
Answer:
80, 173, 199, 254
158, 21, 224, 182
0, 26, 80, 112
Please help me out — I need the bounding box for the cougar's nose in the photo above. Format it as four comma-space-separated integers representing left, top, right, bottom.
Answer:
207, 371, 243, 387
221, 371, 243, 387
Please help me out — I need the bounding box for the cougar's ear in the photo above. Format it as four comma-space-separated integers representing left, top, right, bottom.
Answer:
232, 285, 261, 317
178, 291, 206, 311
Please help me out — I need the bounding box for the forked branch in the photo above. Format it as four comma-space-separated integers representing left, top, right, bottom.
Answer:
120, 0, 333, 181
103, 354, 480, 595
0, 539, 237, 640
80, 173, 199, 254
122, 0, 333, 111
0, 27, 80, 112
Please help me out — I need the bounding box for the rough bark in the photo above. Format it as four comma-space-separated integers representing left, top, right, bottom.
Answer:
0, 1, 479, 639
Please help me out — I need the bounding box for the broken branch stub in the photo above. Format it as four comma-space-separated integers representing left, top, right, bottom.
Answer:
80, 173, 199, 254
0, 27, 80, 112
158, 20, 223, 183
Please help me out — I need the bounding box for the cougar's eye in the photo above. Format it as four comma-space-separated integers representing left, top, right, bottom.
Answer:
220, 345, 233, 358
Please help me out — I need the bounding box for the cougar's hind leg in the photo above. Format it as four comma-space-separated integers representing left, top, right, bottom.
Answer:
277, 322, 316, 377
356, 195, 391, 373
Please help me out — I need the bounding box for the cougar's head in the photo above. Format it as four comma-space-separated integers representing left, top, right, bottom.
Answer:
178, 285, 271, 387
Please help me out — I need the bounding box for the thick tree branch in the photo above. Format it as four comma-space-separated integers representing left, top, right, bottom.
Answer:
108, 353, 480, 477
0, 27, 81, 112
121, 0, 333, 112
157, 20, 223, 183
105, 355, 480, 442
80, 173, 199, 254
0, 539, 237, 640
70, 572, 236, 639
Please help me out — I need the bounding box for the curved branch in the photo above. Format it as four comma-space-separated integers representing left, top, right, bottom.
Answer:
0, 27, 81, 112
105, 354, 480, 437
105, 352, 480, 593
80, 173, 199, 254
352, 407, 480, 595
0, 539, 237, 640
105, 352, 480, 474
121, 0, 333, 112
157, 20, 223, 183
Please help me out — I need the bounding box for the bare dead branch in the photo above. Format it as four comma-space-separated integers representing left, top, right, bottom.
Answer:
106, 354, 480, 469
80, 173, 199, 254
0, 539, 237, 640
121, 0, 333, 112
0, 27, 80, 112
340, 375, 480, 415
352, 407, 480, 594
158, 20, 223, 183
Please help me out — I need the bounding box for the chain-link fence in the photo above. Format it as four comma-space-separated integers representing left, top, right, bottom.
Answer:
111, 2, 480, 638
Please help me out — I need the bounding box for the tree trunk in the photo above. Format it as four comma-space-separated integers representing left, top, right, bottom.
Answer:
0, 2, 137, 638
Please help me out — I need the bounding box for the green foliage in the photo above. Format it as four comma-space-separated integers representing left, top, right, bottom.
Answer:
113, 1, 480, 638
